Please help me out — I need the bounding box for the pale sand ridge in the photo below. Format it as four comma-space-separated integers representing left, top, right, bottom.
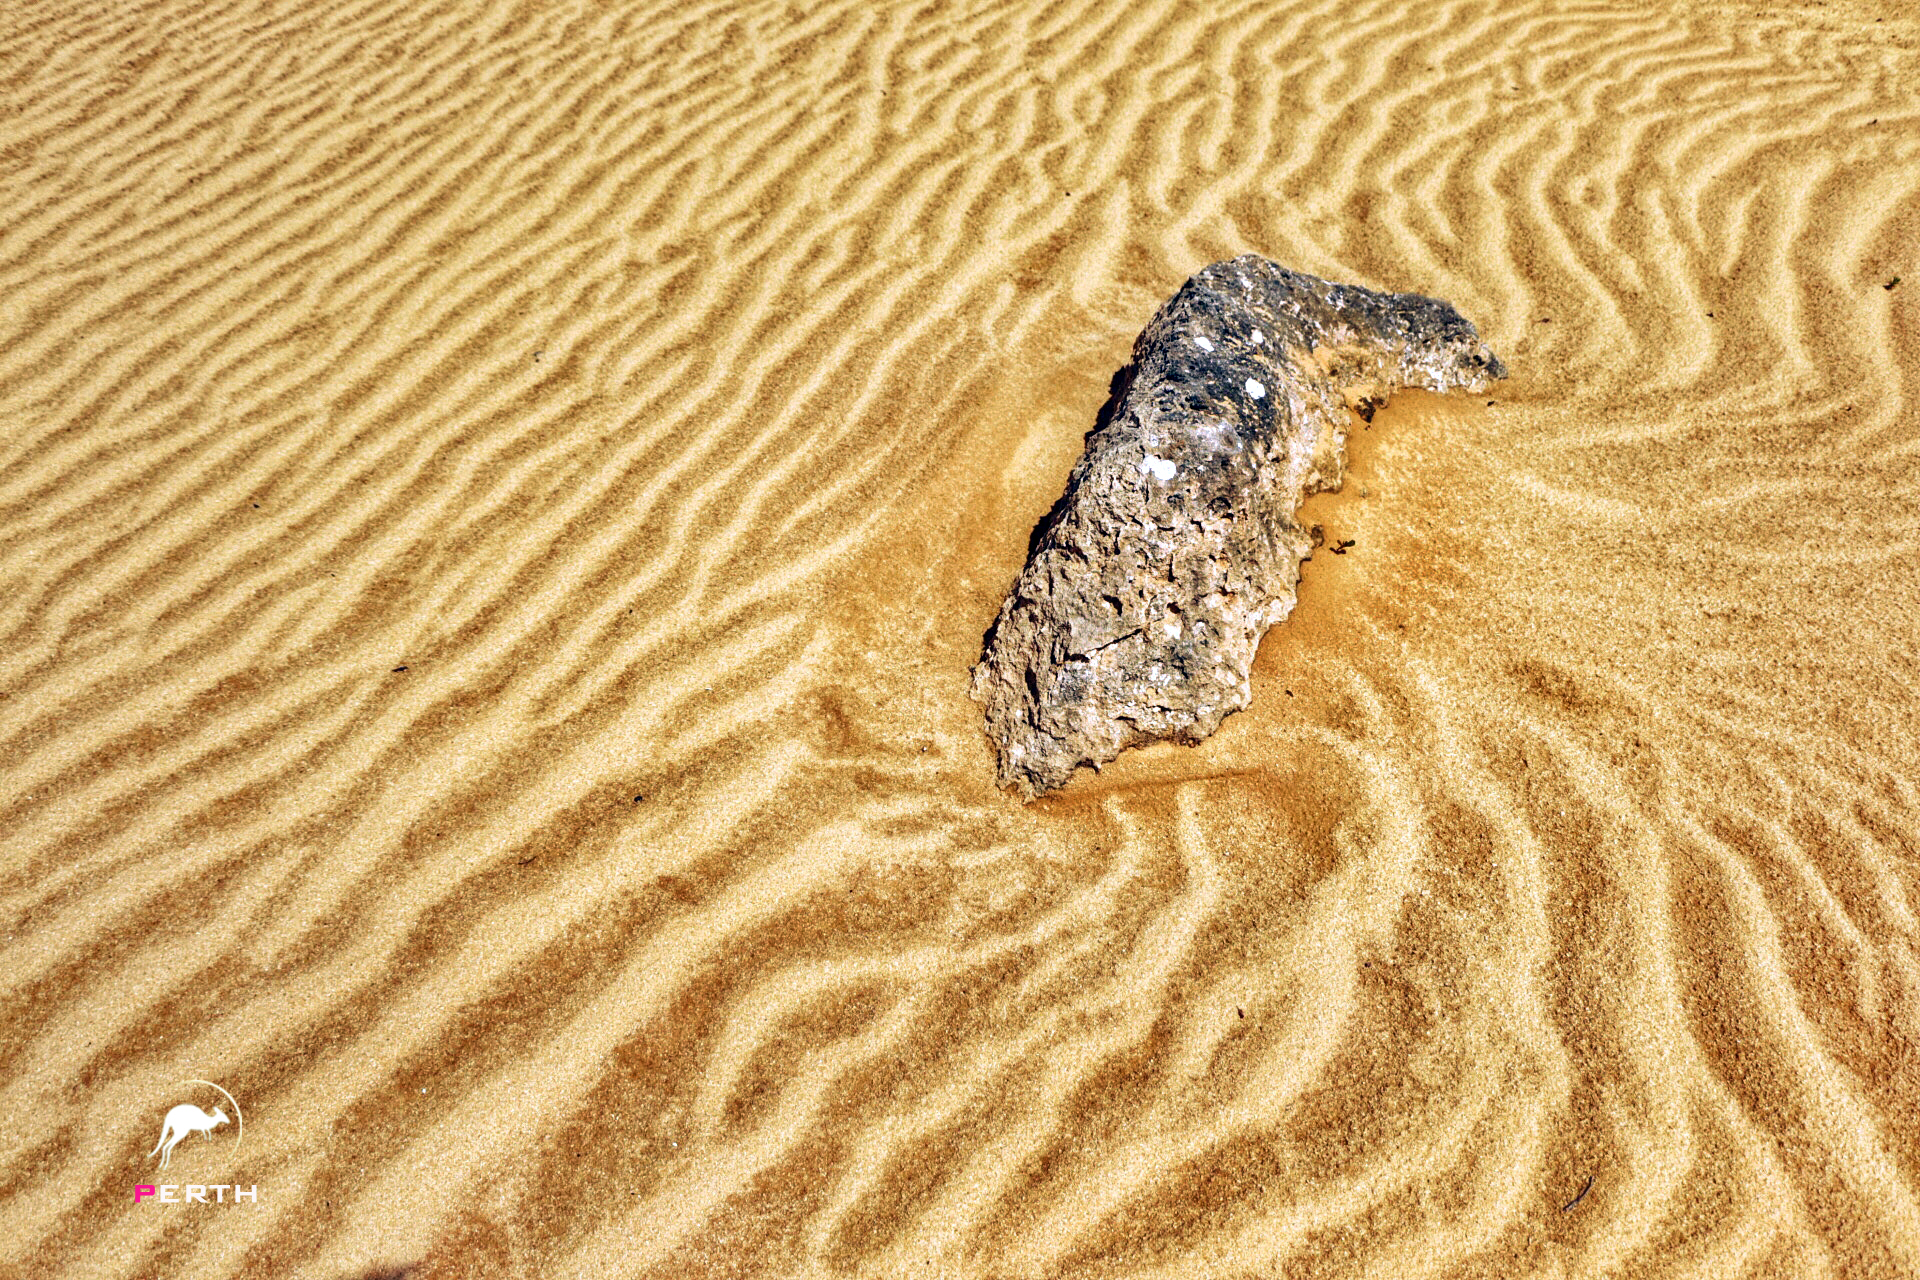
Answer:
0, 0, 1917, 1277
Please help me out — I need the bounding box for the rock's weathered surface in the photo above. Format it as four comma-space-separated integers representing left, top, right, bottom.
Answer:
972, 255, 1507, 797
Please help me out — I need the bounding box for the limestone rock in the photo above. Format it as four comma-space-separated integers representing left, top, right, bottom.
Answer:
972, 255, 1507, 797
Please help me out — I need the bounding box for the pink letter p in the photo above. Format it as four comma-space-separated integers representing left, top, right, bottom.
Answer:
135, 1185, 156, 1203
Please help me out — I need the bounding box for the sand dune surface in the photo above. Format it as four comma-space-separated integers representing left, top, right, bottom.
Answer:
2, 0, 1918, 1276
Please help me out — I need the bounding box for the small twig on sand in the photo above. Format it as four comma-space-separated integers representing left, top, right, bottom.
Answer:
1561, 1175, 1594, 1212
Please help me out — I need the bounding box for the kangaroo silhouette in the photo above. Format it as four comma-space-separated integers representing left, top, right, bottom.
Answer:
149, 1104, 228, 1169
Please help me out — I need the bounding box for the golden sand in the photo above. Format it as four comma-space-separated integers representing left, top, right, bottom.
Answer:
1, 0, 1917, 1276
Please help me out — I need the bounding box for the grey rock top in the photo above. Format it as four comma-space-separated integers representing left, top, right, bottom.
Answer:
972, 255, 1507, 798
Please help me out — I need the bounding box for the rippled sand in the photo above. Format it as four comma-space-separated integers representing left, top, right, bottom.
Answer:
2, 0, 1918, 1276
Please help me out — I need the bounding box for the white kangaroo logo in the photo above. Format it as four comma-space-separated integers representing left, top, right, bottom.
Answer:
148, 1080, 244, 1170
150, 1105, 226, 1168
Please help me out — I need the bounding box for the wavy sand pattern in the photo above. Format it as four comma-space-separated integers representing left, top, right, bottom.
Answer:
2, 0, 1918, 1275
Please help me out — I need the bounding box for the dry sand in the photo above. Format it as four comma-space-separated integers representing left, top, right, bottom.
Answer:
2, 0, 1918, 1276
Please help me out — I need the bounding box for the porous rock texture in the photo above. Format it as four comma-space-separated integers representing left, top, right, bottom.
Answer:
972, 255, 1507, 797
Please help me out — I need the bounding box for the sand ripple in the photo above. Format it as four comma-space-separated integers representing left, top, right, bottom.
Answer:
1, 0, 1917, 1276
